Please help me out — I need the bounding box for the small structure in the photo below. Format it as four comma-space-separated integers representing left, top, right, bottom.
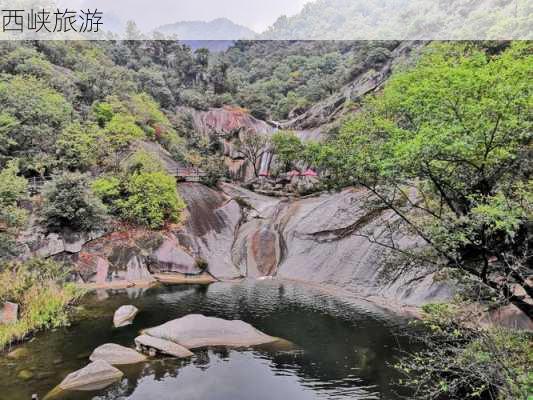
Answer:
0, 302, 19, 324
175, 167, 207, 182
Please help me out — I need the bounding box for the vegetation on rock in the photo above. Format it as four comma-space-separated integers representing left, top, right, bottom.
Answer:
0, 258, 83, 349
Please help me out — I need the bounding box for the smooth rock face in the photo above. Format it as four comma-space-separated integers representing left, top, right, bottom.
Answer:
89, 344, 147, 365
58, 360, 123, 391
113, 305, 139, 328
151, 236, 198, 274
143, 314, 278, 349
135, 335, 193, 358
220, 183, 452, 306
177, 183, 243, 279
125, 256, 154, 282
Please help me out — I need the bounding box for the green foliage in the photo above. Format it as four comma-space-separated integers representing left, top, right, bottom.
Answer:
122, 149, 165, 175
91, 176, 121, 206
115, 171, 186, 229
0, 75, 72, 157
104, 113, 145, 149
92, 101, 114, 127
312, 42, 533, 317
397, 302, 533, 400
0, 160, 28, 261
41, 172, 107, 233
271, 131, 305, 170
55, 122, 103, 172
0, 258, 83, 349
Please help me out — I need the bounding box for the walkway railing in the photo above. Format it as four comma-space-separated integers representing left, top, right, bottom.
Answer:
176, 167, 207, 182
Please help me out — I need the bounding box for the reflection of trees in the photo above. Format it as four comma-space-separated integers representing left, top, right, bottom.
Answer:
193, 349, 211, 370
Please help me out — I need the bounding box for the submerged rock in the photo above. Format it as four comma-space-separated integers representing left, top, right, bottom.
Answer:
58, 360, 123, 391
113, 305, 139, 328
17, 369, 33, 381
7, 347, 29, 359
143, 314, 279, 349
89, 343, 147, 365
135, 334, 193, 358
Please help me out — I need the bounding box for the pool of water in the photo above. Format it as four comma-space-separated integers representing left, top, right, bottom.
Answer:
0, 280, 415, 400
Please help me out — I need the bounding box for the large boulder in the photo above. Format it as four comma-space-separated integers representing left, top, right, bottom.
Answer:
89, 343, 147, 365
113, 305, 139, 328
135, 334, 193, 358
58, 360, 123, 391
143, 314, 279, 349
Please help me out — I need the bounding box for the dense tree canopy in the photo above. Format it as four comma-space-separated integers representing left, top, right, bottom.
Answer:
310, 42, 532, 318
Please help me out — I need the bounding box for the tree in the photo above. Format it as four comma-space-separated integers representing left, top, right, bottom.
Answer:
55, 122, 103, 172
311, 42, 533, 319
41, 172, 107, 232
0, 160, 28, 260
235, 130, 271, 177
395, 303, 532, 400
271, 130, 305, 171
116, 171, 186, 229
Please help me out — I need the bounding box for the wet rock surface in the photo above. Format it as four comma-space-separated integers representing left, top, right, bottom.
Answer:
143, 314, 279, 349
57, 360, 123, 391
135, 334, 193, 358
220, 183, 451, 306
89, 343, 147, 365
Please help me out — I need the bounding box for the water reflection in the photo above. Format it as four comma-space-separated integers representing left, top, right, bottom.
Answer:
0, 280, 413, 400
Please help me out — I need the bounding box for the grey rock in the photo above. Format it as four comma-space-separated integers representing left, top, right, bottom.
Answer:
125, 256, 154, 282
220, 183, 452, 306
58, 360, 123, 391
135, 334, 193, 358
143, 314, 278, 349
150, 236, 198, 274
89, 343, 147, 365
177, 183, 243, 279
113, 305, 139, 328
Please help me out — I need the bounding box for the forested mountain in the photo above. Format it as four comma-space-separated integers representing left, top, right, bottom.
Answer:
261, 0, 531, 39
156, 18, 256, 40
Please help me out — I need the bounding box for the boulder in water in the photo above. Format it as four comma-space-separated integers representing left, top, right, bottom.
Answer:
113, 305, 139, 328
58, 360, 123, 391
143, 314, 279, 349
135, 334, 193, 358
89, 343, 147, 365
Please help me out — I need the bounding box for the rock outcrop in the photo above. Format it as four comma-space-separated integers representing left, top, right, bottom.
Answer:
143, 314, 279, 349
220, 182, 451, 306
135, 334, 193, 358
89, 343, 147, 365
113, 305, 139, 328
57, 360, 123, 391
176, 183, 243, 279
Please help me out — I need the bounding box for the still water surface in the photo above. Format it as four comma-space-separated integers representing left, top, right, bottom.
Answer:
0, 280, 415, 400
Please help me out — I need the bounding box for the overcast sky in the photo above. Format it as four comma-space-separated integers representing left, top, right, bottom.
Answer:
57, 0, 311, 32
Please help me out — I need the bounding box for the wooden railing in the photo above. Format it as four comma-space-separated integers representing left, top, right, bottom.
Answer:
28, 176, 51, 195
176, 167, 207, 182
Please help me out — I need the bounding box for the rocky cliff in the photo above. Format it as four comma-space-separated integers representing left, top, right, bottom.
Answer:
20, 181, 450, 308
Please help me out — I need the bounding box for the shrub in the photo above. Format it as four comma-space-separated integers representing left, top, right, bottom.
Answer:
0, 259, 83, 349
122, 149, 165, 174
55, 122, 103, 171
116, 171, 186, 229
0, 161, 28, 261
41, 172, 108, 232
396, 302, 533, 400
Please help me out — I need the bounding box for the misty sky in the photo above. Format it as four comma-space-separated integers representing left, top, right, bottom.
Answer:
57, 0, 311, 32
